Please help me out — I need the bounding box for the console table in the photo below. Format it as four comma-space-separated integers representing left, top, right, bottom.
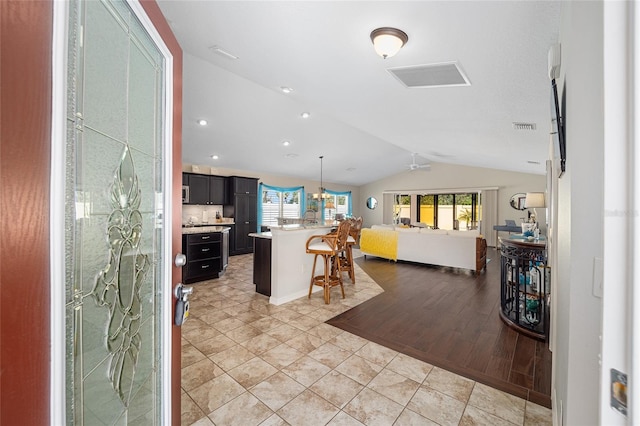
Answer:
499, 237, 550, 340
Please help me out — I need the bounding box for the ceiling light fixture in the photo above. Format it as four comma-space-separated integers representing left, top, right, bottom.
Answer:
282, 141, 290, 146
280, 86, 293, 94
370, 27, 408, 59
197, 119, 208, 126
301, 112, 311, 119
210, 155, 219, 160
312, 156, 331, 200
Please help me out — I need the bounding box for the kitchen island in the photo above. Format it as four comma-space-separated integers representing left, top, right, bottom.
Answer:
182, 225, 230, 283
250, 223, 335, 305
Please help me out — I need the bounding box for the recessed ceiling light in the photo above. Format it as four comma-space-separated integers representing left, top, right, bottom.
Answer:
211, 155, 219, 160
282, 141, 290, 146
301, 112, 310, 119
197, 119, 208, 126
280, 86, 293, 94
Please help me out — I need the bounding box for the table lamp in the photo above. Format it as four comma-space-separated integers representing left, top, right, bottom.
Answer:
524, 192, 546, 233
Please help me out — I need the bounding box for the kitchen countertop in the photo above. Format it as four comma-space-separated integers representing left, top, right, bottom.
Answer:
249, 232, 272, 239
268, 223, 335, 231
182, 225, 231, 235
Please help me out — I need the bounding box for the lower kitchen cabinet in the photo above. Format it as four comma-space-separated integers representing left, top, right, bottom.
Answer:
252, 236, 271, 296
183, 231, 228, 283
233, 220, 256, 254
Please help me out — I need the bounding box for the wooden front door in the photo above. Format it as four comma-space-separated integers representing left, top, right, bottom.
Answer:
0, 0, 182, 423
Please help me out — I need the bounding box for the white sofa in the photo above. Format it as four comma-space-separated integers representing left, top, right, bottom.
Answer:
360, 225, 487, 274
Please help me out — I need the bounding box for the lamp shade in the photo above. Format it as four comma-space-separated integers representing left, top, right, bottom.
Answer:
524, 192, 546, 208
370, 27, 408, 59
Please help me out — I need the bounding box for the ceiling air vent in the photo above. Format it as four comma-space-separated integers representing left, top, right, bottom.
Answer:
209, 45, 239, 60
513, 122, 537, 130
388, 62, 471, 88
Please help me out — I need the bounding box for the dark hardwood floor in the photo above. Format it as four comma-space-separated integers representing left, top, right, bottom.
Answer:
327, 249, 552, 408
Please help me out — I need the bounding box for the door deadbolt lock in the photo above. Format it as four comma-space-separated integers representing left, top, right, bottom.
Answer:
175, 253, 187, 267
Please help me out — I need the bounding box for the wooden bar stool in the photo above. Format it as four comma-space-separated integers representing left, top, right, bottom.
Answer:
338, 217, 362, 284
305, 221, 350, 304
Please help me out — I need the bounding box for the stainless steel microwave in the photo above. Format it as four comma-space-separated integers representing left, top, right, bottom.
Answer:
182, 185, 189, 203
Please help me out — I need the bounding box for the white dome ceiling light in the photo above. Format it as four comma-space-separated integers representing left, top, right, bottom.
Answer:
370, 27, 408, 59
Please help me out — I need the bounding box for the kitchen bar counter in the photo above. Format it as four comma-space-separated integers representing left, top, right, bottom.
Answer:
248, 231, 272, 239
259, 224, 335, 305
182, 224, 233, 234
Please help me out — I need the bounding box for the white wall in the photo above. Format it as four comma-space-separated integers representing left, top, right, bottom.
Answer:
600, 2, 633, 424
358, 162, 546, 232
552, 2, 604, 425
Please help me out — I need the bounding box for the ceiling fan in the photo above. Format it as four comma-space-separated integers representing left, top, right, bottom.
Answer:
406, 153, 431, 171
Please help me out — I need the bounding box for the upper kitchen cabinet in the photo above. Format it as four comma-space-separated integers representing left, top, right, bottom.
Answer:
209, 176, 226, 205
185, 173, 208, 204
229, 176, 258, 195
183, 173, 227, 205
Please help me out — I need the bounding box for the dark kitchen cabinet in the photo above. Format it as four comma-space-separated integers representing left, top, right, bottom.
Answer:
183, 173, 227, 205
223, 176, 258, 255
186, 173, 209, 205
182, 230, 229, 283
253, 236, 272, 296
232, 176, 258, 195
209, 176, 226, 205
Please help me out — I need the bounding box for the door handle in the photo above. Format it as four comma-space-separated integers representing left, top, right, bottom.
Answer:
175, 253, 187, 267
174, 283, 193, 326
174, 282, 193, 299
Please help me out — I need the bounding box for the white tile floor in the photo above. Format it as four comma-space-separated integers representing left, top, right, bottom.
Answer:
181, 254, 552, 425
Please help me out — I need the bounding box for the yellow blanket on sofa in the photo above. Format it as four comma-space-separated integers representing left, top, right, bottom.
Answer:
359, 228, 398, 261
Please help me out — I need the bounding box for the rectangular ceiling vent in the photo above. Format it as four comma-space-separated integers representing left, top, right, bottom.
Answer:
388, 62, 471, 88
513, 122, 537, 130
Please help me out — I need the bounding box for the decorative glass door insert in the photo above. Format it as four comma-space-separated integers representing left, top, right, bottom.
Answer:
65, 0, 168, 423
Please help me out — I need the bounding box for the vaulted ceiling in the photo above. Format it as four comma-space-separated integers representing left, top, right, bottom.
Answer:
157, 1, 561, 186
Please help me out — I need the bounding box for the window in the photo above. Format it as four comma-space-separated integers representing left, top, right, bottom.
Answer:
416, 192, 479, 230
394, 195, 411, 224
455, 193, 479, 230
417, 195, 434, 227
259, 184, 304, 227
307, 190, 352, 221
324, 194, 350, 220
